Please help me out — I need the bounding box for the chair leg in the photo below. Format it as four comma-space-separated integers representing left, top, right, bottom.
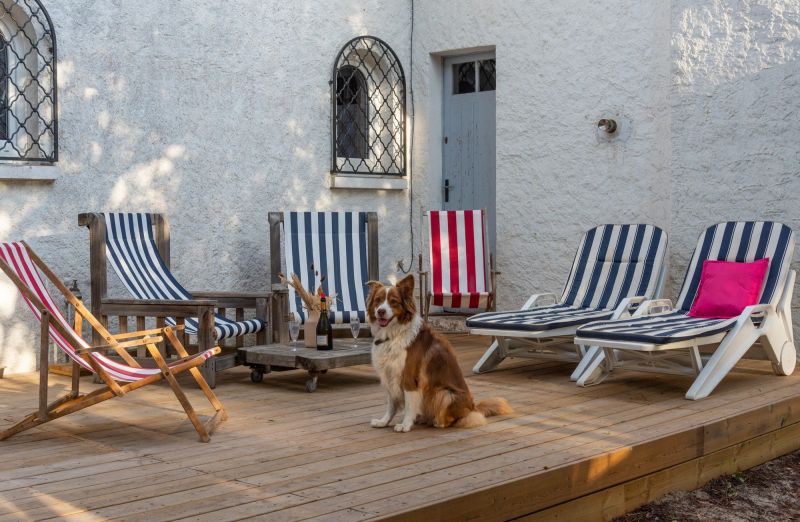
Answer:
761, 315, 797, 376
0, 412, 45, 441
162, 368, 211, 442
472, 337, 508, 374
188, 366, 227, 421
685, 320, 760, 400
571, 345, 605, 382
201, 357, 217, 389
162, 328, 228, 434
576, 347, 615, 387
424, 294, 432, 322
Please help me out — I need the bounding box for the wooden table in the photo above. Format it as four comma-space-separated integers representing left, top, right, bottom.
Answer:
237, 340, 372, 392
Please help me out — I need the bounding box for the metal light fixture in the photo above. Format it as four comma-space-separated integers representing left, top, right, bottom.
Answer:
597, 118, 617, 134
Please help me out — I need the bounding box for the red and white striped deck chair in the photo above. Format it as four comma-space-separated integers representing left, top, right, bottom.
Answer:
0, 241, 226, 442
418, 210, 496, 320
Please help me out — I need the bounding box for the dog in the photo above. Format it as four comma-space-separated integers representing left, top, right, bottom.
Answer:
367, 274, 512, 432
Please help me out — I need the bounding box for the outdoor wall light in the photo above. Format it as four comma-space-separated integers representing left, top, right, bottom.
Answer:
597, 118, 617, 134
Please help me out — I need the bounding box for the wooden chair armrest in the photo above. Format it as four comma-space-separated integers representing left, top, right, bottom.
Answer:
99, 298, 216, 318
77, 336, 164, 354
113, 325, 185, 340
102, 298, 215, 306
191, 291, 271, 299
189, 291, 271, 309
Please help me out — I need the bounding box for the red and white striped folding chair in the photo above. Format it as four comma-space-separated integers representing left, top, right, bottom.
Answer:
0, 241, 226, 442
418, 209, 496, 320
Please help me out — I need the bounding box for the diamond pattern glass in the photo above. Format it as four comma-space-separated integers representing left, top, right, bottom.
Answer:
479, 59, 496, 92
0, 0, 57, 162
332, 36, 405, 176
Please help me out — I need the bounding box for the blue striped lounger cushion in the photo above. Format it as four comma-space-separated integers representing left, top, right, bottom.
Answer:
467, 224, 667, 332
577, 221, 795, 345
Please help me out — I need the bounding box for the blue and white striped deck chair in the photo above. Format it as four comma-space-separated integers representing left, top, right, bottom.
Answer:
575, 221, 796, 400
469, 224, 668, 379
97, 213, 266, 340
269, 211, 379, 328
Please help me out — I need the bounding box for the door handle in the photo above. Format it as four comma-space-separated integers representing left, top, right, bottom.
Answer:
444, 179, 451, 203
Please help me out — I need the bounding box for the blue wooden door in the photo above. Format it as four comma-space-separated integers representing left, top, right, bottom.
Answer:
443, 53, 496, 252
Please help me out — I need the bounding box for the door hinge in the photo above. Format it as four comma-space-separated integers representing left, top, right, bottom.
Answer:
444, 136, 448, 144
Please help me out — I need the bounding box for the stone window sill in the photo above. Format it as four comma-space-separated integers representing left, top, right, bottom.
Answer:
0, 164, 59, 182
329, 173, 407, 190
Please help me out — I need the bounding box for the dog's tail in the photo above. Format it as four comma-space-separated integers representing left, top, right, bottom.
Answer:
454, 398, 513, 428
476, 397, 513, 417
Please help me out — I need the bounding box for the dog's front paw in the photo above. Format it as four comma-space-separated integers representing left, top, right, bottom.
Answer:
394, 422, 412, 433
371, 418, 389, 428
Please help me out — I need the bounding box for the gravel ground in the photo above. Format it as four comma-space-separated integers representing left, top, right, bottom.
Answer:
615, 450, 800, 521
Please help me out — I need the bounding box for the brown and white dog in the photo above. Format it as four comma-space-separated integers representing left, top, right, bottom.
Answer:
367, 274, 512, 432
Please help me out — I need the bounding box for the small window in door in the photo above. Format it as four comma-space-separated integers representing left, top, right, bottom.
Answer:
454, 62, 475, 94
479, 59, 496, 91
453, 59, 495, 94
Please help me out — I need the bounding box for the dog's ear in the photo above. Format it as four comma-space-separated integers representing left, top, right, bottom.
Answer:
365, 280, 384, 299
366, 280, 384, 291
396, 274, 415, 296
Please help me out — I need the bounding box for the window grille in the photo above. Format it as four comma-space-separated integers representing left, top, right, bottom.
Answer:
0, 0, 57, 162
331, 36, 405, 177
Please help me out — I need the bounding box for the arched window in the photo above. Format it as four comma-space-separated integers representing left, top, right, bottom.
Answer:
335, 65, 368, 159
0, 0, 57, 162
331, 36, 405, 177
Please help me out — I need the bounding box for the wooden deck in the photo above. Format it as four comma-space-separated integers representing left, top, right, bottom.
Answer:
2, 334, 800, 521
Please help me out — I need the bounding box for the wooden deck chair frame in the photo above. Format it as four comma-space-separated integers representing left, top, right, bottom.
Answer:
0, 242, 226, 442
471, 224, 668, 380
80, 212, 271, 388
268, 211, 379, 342
417, 209, 498, 322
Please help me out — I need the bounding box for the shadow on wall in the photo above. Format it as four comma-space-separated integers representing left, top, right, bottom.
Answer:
0, 0, 412, 373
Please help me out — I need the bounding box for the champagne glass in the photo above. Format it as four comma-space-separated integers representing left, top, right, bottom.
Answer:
349, 315, 361, 347
287, 314, 300, 351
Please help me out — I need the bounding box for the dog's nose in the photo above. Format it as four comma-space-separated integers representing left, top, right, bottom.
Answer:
377, 308, 386, 318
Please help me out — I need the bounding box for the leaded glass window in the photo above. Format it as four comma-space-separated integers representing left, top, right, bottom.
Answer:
0, 0, 57, 162
331, 36, 406, 176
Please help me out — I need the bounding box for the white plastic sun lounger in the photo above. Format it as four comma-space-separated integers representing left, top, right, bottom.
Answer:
469, 224, 668, 378
574, 221, 796, 400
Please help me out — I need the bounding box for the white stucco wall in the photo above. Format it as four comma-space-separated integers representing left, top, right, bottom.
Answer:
670, 0, 800, 319
1, 0, 798, 373
411, 1, 673, 308
0, 0, 413, 373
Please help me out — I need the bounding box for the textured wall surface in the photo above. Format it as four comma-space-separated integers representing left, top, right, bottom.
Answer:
0, 0, 412, 373
670, 1, 800, 322
1, 0, 799, 373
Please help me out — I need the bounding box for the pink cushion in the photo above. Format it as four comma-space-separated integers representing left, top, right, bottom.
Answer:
688, 259, 770, 319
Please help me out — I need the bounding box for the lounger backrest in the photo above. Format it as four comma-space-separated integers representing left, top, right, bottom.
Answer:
426, 210, 489, 307
104, 213, 193, 301
0, 242, 162, 382
561, 224, 667, 310
676, 221, 795, 311
284, 211, 370, 324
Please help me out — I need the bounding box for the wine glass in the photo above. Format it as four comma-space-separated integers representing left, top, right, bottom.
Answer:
349, 315, 361, 347
287, 314, 300, 351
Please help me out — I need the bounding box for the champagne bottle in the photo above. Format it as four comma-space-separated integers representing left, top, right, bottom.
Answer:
316, 294, 333, 351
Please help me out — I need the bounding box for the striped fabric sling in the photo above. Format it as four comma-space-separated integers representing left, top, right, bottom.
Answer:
467, 224, 667, 332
